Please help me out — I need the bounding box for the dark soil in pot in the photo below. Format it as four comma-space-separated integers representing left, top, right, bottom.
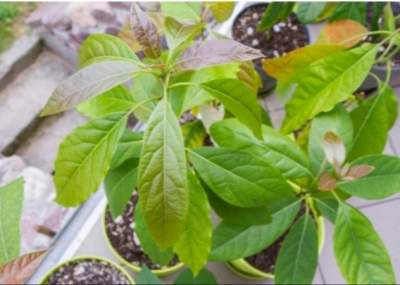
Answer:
45, 258, 131, 285
105, 193, 179, 270
244, 205, 307, 273
232, 4, 310, 95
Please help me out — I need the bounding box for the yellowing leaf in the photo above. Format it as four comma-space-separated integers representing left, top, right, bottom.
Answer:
262, 45, 345, 83
208, 2, 235, 22
318, 20, 368, 48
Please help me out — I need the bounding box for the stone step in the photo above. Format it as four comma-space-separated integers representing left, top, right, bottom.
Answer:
0, 49, 74, 154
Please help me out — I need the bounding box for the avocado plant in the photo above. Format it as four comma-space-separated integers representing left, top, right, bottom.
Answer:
39, 2, 400, 284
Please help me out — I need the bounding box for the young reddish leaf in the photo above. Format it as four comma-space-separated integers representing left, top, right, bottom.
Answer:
262, 45, 344, 83
322, 131, 346, 167
0, 251, 46, 285
178, 39, 263, 70
319, 172, 337, 191
317, 20, 368, 48
130, 3, 161, 58
343, 164, 375, 181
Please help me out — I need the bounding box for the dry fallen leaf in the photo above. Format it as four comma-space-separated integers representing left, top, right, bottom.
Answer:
0, 250, 46, 285
317, 19, 368, 48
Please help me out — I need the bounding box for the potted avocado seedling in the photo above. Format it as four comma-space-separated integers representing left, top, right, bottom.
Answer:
232, 2, 310, 94
39, 2, 400, 284
40, 256, 135, 284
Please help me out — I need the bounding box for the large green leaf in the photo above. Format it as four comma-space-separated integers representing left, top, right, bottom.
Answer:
41, 60, 143, 116
174, 268, 217, 284
161, 2, 201, 23
136, 266, 163, 284
169, 63, 240, 116
383, 86, 398, 130
281, 44, 378, 134
210, 118, 312, 179
297, 2, 327, 23
258, 2, 295, 31
275, 212, 319, 284
105, 159, 138, 219
315, 196, 338, 223
334, 203, 395, 284
175, 172, 212, 276
347, 89, 390, 161
308, 105, 353, 174
0, 178, 24, 265
138, 99, 188, 249
209, 199, 301, 261
77, 85, 134, 119
338, 155, 400, 199
205, 185, 271, 226
190, 147, 294, 208
329, 2, 367, 24
135, 203, 174, 265
79, 33, 139, 67
55, 112, 128, 206
111, 130, 143, 169
200, 79, 262, 138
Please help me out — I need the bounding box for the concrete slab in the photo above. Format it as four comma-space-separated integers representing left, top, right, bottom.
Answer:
0, 50, 73, 153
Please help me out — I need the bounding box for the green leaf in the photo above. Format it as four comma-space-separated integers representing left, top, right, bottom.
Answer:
210, 118, 312, 179
138, 99, 188, 249
329, 2, 367, 24
369, 3, 385, 31
55, 112, 128, 206
79, 33, 139, 67
275, 212, 319, 284
190, 147, 294, 208
178, 39, 263, 70
338, 155, 400, 199
181, 120, 207, 149
334, 203, 395, 284
136, 266, 163, 284
259, 2, 295, 31
131, 73, 163, 122
130, 3, 161, 58
0, 178, 24, 265
209, 199, 301, 261
314, 196, 338, 223
111, 130, 143, 169
174, 172, 212, 276
308, 105, 353, 174
105, 159, 138, 219
207, 2, 235, 23
174, 268, 217, 284
200, 79, 262, 138
205, 185, 271, 226
41, 60, 142, 116
383, 86, 398, 130
161, 2, 202, 23
164, 17, 204, 61
135, 203, 174, 265
282, 44, 378, 133
169, 63, 240, 116
297, 2, 327, 24
347, 89, 390, 161
77, 85, 134, 119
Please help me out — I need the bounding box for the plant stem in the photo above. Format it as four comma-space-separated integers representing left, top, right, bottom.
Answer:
168, 82, 200, 89
331, 191, 342, 203
163, 73, 171, 99
338, 30, 392, 46
383, 61, 393, 88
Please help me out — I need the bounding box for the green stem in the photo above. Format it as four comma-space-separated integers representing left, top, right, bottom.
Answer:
383, 61, 393, 88
338, 30, 392, 46
331, 191, 342, 203
168, 82, 200, 89
163, 73, 171, 99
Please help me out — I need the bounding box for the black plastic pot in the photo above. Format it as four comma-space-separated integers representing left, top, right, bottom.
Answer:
360, 63, 400, 91
231, 3, 310, 95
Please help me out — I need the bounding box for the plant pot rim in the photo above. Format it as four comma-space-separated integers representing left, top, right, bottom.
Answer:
372, 62, 400, 72
40, 255, 135, 284
102, 207, 184, 277
226, 215, 326, 280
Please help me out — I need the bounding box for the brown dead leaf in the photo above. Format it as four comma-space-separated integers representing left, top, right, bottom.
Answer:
319, 172, 337, 191
317, 19, 368, 48
0, 250, 46, 284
